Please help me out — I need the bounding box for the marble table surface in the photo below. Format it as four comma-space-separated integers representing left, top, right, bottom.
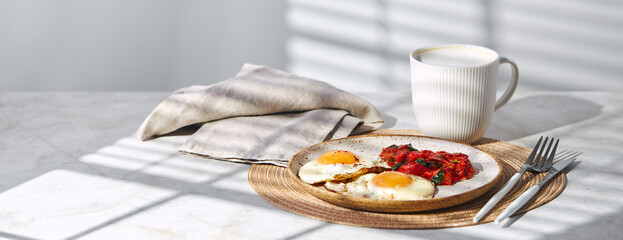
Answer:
1, 91, 622, 240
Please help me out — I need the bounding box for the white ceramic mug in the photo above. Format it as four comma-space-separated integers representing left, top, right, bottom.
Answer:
410, 44, 518, 143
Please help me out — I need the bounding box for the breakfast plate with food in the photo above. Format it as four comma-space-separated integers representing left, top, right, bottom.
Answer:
287, 134, 502, 212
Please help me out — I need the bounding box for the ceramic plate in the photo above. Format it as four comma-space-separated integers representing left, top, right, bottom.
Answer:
287, 134, 502, 213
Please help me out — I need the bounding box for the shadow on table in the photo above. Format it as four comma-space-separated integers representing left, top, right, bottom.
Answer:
0, 133, 275, 240
380, 113, 398, 129
486, 94, 602, 141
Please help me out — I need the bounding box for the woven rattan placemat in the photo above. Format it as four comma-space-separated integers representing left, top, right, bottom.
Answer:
248, 130, 567, 229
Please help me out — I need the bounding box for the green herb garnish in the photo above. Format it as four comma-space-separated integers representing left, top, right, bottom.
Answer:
392, 160, 406, 171
430, 169, 445, 185
406, 143, 416, 151
415, 158, 428, 167
387, 144, 398, 149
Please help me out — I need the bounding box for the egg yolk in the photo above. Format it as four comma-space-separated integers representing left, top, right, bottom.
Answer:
371, 171, 413, 188
317, 150, 359, 165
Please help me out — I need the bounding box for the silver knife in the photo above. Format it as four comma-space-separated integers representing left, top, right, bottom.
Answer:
494, 158, 576, 224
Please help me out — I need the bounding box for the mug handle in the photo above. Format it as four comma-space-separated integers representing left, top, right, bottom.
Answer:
494, 57, 519, 111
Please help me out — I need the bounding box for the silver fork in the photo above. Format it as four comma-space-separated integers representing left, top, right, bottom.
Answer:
473, 136, 559, 223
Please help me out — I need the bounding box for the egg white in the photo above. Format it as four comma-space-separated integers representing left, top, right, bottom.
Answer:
324, 173, 377, 198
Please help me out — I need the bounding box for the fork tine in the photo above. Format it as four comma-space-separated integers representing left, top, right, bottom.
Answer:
533, 137, 549, 165
525, 136, 544, 165
538, 137, 555, 168
554, 150, 581, 161
562, 151, 581, 160
543, 139, 559, 169
555, 150, 572, 159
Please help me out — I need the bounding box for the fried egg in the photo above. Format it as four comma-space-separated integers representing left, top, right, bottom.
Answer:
298, 150, 386, 184
367, 171, 435, 200
324, 171, 435, 200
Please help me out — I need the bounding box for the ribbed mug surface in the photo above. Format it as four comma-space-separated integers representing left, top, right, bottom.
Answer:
410, 44, 517, 143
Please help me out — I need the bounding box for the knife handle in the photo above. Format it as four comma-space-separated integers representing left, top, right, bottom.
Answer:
494, 184, 542, 224
473, 171, 523, 223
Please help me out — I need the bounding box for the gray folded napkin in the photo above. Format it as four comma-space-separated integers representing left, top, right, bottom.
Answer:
138, 63, 384, 166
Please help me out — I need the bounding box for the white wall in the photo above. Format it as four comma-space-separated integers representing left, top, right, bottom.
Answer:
0, 0, 288, 91
1, 0, 622, 92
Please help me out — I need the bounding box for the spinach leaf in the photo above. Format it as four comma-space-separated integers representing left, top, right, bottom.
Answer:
392, 160, 406, 171
415, 158, 428, 167
430, 169, 445, 185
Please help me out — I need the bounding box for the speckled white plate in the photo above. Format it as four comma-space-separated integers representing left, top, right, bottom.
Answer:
287, 134, 503, 212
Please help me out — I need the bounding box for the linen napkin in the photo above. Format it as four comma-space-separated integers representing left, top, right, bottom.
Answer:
138, 63, 384, 166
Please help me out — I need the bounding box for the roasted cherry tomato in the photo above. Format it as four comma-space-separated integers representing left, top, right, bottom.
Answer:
379, 144, 475, 185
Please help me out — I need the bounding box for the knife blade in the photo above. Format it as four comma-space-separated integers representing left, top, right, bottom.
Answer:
494, 158, 576, 224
